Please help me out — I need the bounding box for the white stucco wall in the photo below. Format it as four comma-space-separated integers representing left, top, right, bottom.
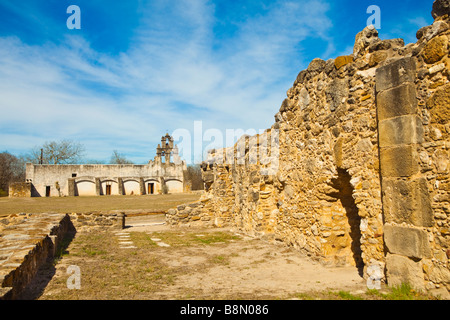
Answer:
25, 162, 186, 197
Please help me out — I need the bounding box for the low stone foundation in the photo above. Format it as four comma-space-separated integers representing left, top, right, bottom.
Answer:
165, 199, 214, 227
8, 183, 32, 198
68, 212, 125, 232
0, 212, 125, 300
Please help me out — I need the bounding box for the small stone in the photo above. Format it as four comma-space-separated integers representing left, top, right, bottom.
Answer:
119, 241, 134, 245
429, 63, 446, 74
307, 58, 326, 73
157, 242, 170, 247
369, 51, 388, 67
334, 55, 353, 70
422, 35, 449, 64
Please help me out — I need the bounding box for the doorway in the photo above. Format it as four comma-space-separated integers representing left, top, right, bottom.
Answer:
45, 186, 51, 197
328, 168, 364, 274
148, 183, 155, 195
106, 185, 112, 196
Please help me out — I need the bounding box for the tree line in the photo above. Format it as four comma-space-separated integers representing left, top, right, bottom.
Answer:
0, 139, 203, 196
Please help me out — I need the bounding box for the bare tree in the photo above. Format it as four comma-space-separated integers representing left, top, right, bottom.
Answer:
110, 150, 134, 164
25, 140, 85, 164
0, 152, 25, 196
184, 164, 204, 190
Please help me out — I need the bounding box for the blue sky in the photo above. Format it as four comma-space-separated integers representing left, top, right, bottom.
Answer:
0, 0, 434, 164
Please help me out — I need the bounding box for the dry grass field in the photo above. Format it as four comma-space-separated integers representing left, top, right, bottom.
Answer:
0, 193, 201, 217
23, 220, 436, 300
3, 194, 438, 300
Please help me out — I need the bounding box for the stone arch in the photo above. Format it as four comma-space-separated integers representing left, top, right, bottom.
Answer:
164, 178, 183, 193
75, 179, 96, 197
144, 179, 160, 195
123, 179, 140, 195
100, 179, 118, 196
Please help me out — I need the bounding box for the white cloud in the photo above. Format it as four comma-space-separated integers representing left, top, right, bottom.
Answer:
0, 0, 334, 163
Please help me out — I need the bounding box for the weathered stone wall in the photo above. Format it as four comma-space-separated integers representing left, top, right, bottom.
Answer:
411, 14, 450, 296
185, 8, 450, 297
165, 200, 214, 227
0, 212, 125, 299
68, 212, 125, 233
8, 182, 32, 198
0, 213, 75, 299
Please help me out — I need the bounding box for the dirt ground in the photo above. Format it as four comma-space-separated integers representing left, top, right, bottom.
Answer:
129, 215, 367, 299
19, 214, 375, 300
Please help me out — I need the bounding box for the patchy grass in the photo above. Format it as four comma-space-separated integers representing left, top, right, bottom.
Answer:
144, 231, 240, 247
36, 228, 440, 301
209, 254, 230, 265
38, 229, 242, 300
287, 285, 439, 300
0, 193, 201, 217
381, 283, 437, 300
39, 231, 182, 300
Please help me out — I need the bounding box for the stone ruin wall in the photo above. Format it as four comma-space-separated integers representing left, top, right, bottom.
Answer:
0, 212, 125, 299
168, 12, 450, 297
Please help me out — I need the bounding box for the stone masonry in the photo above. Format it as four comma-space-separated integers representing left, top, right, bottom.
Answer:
167, 2, 450, 298
0, 212, 125, 299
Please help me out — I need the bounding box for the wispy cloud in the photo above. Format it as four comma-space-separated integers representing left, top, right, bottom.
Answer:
0, 0, 336, 163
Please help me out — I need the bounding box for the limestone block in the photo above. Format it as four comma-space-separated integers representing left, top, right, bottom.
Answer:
376, 83, 417, 121
332, 138, 343, 169
382, 178, 434, 227
298, 87, 310, 110
384, 224, 432, 259
376, 57, 416, 92
385, 253, 425, 291
422, 35, 449, 64
369, 51, 388, 67
379, 145, 419, 177
334, 55, 353, 70
428, 263, 450, 287
426, 83, 450, 124
167, 208, 177, 215
307, 58, 326, 73
378, 115, 424, 148
326, 78, 348, 112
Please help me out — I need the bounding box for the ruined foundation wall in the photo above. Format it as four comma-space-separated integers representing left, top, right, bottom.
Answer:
8, 182, 32, 198
0, 212, 125, 299
183, 14, 450, 296
0, 213, 74, 299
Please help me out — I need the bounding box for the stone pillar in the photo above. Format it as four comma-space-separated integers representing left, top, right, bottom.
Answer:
95, 178, 101, 196
376, 57, 433, 291
118, 178, 124, 195
139, 177, 145, 195
117, 213, 126, 229
68, 178, 75, 197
